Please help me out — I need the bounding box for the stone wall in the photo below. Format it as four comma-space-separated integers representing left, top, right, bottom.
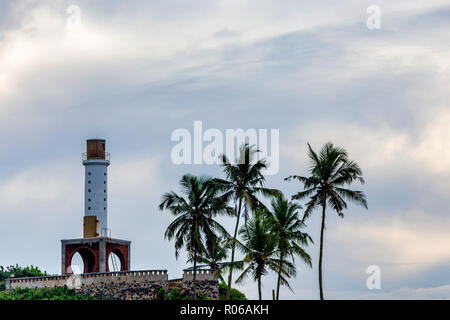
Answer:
182, 269, 217, 281
180, 269, 219, 299
5, 269, 219, 300
182, 280, 219, 300
76, 279, 167, 300
5, 270, 168, 300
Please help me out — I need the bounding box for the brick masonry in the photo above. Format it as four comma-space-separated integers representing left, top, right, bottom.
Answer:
61, 238, 131, 274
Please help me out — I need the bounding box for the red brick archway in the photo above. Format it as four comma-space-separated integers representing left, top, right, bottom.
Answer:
65, 244, 100, 274
106, 243, 129, 272
72, 247, 97, 273
61, 238, 131, 275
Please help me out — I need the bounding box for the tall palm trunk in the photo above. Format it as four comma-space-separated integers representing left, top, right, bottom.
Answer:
318, 196, 326, 300
276, 252, 284, 300
226, 197, 243, 300
258, 277, 262, 300
193, 244, 198, 300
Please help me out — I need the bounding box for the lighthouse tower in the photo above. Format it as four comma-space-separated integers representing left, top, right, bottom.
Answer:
83, 139, 110, 237
60, 139, 131, 275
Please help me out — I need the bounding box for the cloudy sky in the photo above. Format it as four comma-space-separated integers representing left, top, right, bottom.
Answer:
1, 0, 449, 299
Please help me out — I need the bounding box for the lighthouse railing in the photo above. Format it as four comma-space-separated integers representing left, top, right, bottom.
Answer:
101, 228, 111, 239
82, 152, 110, 161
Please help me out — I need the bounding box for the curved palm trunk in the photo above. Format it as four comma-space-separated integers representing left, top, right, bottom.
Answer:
258, 277, 262, 300
226, 197, 243, 300
276, 253, 284, 300
193, 245, 198, 300
318, 197, 326, 300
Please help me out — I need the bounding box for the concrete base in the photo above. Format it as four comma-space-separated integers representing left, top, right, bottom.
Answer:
61, 237, 131, 275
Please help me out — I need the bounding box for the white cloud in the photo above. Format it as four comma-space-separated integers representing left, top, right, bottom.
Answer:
1, 0, 450, 299
367, 285, 450, 300
0, 160, 79, 208
277, 284, 450, 300
110, 155, 161, 192
413, 111, 450, 174
3, 1, 449, 103
331, 211, 450, 265
337, 285, 450, 300
283, 108, 450, 176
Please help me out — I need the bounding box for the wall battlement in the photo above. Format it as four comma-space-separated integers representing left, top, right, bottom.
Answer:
182, 269, 217, 281
6, 269, 168, 290
5, 269, 219, 300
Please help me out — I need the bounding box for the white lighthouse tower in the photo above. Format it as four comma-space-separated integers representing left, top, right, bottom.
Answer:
82, 139, 110, 237
60, 138, 131, 275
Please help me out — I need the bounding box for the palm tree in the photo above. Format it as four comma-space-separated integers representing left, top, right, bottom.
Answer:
187, 236, 229, 282
285, 142, 368, 300
234, 209, 295, 300
216, 144, 281, 299
159, 174, 232, 299
267, 194, 313, 300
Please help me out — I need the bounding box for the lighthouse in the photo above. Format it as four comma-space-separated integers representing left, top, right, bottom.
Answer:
60, 139, 131, 275
82, 139, 110, 237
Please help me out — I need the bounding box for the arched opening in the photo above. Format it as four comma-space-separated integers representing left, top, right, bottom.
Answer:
71, 247, 96, 274
108, 249, 124, 272
70, 252, 84, 274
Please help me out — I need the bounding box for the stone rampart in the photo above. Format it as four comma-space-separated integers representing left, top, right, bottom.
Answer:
5, 269, 219, 300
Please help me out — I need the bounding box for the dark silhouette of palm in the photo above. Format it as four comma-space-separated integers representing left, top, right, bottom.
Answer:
267, 194, 312, 300
285, 142, 367, 300
187, 237, 229, 282
216, 144, 281, 299
159, 174, 232, 299
234, 209, 295, 300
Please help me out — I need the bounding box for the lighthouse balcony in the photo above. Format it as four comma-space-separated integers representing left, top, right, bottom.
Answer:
82, 152, 111, 161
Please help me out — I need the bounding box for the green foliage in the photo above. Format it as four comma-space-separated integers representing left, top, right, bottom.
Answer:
266, 194, 312, 299
159, 174, 232, 260
156, 287, 167, 300
233, 209, 296, 300
164, 288, 210, 300
285, 142, 368, 220
0, 265, 93, 300
215, 143, 281, 299
159, 174, 232, 298
219, 281, 247, 300
166, 288, 181, 300
187, 237, 229, 283
0, 286, 95, 300
285, 142, 367, 300
0, 265, 50, 291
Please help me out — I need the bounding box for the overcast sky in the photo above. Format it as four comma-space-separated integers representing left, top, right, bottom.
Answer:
1, 0, 449, 299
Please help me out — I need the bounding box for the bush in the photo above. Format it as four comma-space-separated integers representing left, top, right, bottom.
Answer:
219, 282, 247, 300
164, 288, 210, 300
0, 265, 50, 291
156, 287, 167, 300
0, 286, 96, 300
